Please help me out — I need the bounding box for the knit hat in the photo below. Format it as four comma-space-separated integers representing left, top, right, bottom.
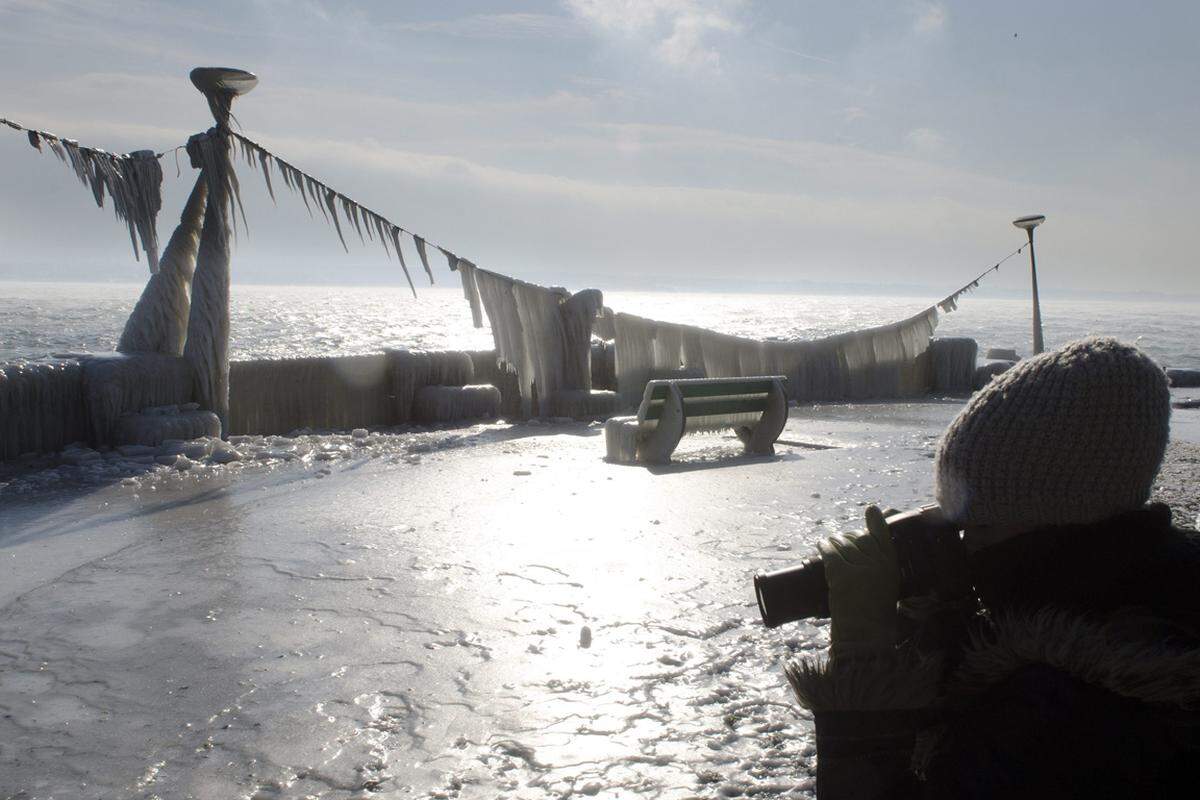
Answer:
934, 337, 1170, 530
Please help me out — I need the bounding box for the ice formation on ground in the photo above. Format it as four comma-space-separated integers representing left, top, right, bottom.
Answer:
0, 406, 961, 799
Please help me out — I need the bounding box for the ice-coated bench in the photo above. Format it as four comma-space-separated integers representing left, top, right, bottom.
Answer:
604, 376, 789, 464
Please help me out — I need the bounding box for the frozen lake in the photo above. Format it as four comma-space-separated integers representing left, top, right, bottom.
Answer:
3, 282, 1199, 369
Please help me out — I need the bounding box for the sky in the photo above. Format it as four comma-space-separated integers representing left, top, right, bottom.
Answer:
0, 0, 1197, 298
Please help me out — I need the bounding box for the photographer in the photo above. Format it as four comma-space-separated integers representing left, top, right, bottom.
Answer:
785, 338, 1200, 798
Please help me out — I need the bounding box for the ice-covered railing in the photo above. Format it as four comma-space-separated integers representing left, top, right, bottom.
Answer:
609, 306, 941, 404
458, 263, 612, 417
455, 260, 1001, 409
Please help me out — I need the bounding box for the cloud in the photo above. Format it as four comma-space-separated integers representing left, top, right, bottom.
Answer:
565, 0, 744, 70
390, 13, 580, 40
906, 127, 947, 155
911, 2, 947, 36
842, 106, 868, 123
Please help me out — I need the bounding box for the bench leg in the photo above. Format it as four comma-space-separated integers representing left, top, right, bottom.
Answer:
737, 378, 788, 455
637, 384, 685, 464
604, 416, 640, 463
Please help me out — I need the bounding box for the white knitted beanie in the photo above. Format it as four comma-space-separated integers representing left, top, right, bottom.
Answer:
934, 337, 1170, 530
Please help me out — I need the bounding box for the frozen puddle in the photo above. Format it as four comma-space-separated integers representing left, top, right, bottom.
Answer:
0, 405, 961, 798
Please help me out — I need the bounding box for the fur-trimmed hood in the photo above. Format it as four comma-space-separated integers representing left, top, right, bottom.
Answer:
952, 608, 1200, 710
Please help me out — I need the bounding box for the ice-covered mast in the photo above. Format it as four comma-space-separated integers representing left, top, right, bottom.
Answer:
180, 67, 258, 435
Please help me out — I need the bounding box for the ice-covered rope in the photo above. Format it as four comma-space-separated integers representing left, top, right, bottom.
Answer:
227, 130, 479, 298
2, 116, 164, 272
936, 243, 1026, 312
3, 115, 479, 295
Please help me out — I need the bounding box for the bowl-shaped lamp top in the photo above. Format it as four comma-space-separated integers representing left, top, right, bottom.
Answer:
1013, 214, 1046, 231
190, 67, 258, 97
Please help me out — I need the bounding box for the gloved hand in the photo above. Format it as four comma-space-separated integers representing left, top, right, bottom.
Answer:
818, 505, 901, 660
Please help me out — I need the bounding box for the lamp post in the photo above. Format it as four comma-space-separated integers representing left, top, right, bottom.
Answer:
1013, 214, 1046, 355
183, 67, 258, 436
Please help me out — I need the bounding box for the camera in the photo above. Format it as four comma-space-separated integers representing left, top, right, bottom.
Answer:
753, 504, 970, 628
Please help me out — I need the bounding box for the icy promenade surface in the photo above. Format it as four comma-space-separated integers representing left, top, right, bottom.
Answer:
1, 400, 1197, 799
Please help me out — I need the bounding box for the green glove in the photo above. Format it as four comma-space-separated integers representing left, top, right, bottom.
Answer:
817, 505, 901, 660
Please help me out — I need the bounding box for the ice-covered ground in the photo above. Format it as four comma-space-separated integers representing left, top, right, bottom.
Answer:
0, 401, 972, 800
1, 400, 1197, 799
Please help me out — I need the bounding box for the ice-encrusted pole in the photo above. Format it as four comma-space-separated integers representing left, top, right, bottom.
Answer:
117, 176, 208, 355
182, 67, 257, 436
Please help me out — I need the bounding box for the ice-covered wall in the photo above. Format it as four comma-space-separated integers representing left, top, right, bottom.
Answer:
0, 360, 87, 460
0, 353, 195, 459
1, 348, 505, 459
928, 337, 979, 395
226, 350, 481, 436
412, 385, 501, 424
468, 350, 522, 419
612, 307, 941, 404
227, 355, 393, 436
80, 353, 196, 444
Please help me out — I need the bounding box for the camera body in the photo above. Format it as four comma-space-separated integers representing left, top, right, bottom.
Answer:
754, 505, 970, 628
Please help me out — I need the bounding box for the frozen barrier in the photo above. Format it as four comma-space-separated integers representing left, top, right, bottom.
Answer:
226, 350, 487, 436
1168, 368, 1200, 388
591, 341, 616, 391
928, 337, 979, 395
81, 353, 195, 444
412, 385, 501, 424
1, 352, 195, 459
612, 308, 942, 404
112, 408, 221, 446
227, 355, 393, 436
1, 348, 507, 459
0, 359, 88, 460
462, 266, 602, 416
468, 350, 522, 419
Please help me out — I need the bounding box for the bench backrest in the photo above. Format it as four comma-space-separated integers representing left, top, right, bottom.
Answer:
639, 376, 787, 422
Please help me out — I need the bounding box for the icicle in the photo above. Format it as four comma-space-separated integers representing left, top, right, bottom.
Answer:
458, 261, 484, 328
512, 280, 569, 416
341, 195, 365, 243
388, 227, 416, 296
474, 270, 530, 414
257, 149, 275, 202
324, 189, 348, 251
414, 236, 434, 282
614, 313, 656, 404
304, 176, 321, 219
20, 126, 164, 269
561, 288, 603, 391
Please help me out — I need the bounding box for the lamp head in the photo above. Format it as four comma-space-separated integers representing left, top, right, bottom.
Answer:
190, 68, 258, 97
1013, 214, 1045, 231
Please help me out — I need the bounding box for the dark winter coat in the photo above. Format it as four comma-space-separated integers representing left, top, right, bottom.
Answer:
788, 504, 1200, 799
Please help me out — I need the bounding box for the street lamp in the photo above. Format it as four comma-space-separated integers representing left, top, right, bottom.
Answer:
1013, 214, 1046, 355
